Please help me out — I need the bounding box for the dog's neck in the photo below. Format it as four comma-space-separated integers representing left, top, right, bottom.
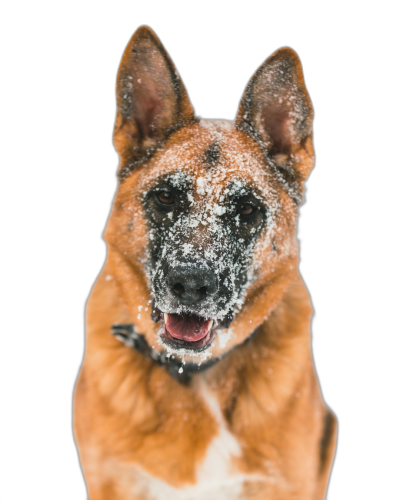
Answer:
111, 323, 260, 385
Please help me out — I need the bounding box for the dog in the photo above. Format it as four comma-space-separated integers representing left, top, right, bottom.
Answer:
74, 25, 337, 500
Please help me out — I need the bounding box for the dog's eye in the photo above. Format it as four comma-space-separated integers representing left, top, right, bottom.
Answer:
237, 202, 256, 217
157, 191, 175, 206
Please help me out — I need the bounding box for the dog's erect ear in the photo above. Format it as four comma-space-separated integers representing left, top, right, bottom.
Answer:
235, 48, 314, 180
114, 26, 195, 168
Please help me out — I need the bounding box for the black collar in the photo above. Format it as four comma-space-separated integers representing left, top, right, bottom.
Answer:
111, 324, 223, 384
111, 323, 260, 385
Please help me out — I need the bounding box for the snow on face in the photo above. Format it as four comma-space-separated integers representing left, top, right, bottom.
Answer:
137, 120, 295, 323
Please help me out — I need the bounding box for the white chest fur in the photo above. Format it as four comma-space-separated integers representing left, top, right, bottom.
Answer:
129, 381, 264, 500
195, 382, 242, 487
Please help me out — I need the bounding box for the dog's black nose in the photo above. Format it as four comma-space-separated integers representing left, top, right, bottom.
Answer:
167, 265, 218, 305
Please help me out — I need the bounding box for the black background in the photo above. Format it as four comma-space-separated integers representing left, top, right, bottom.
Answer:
7, 4, 384, 500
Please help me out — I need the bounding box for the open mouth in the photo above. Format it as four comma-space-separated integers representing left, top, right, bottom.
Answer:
161, 313, 216, 351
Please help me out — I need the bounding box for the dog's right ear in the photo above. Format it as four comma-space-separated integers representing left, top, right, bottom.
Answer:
113, 26, 195, 170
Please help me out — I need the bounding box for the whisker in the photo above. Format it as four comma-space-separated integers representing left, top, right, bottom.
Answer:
119, 274, 148, 286
131, 290, 153, 309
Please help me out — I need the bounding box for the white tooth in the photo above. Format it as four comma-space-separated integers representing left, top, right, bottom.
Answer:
164, 313, 168, 323
207, 320, 213, 332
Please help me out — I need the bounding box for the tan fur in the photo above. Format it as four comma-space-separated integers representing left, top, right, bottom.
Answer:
74, 26, 336, 499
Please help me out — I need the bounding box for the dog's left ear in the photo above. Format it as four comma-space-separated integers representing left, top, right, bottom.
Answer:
236, 48, 314, 181
113, 26, 195, 168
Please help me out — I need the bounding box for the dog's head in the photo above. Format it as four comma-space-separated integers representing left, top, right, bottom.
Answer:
105, 27, 314, 361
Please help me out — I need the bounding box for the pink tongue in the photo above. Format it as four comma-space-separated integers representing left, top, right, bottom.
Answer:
165, 314, 211, 342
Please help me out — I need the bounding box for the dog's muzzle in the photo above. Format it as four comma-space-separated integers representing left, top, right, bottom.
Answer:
166, 264, 218, 306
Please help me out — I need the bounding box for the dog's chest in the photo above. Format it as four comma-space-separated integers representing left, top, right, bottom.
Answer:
128, 384, 259, 500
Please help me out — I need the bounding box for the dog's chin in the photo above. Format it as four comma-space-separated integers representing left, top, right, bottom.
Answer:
159, 312, 217, 353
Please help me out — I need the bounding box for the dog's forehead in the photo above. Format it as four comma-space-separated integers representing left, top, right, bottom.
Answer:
139, 120, 276, 198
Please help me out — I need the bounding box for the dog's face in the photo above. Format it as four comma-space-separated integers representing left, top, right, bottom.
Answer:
105, 27, 314, 360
